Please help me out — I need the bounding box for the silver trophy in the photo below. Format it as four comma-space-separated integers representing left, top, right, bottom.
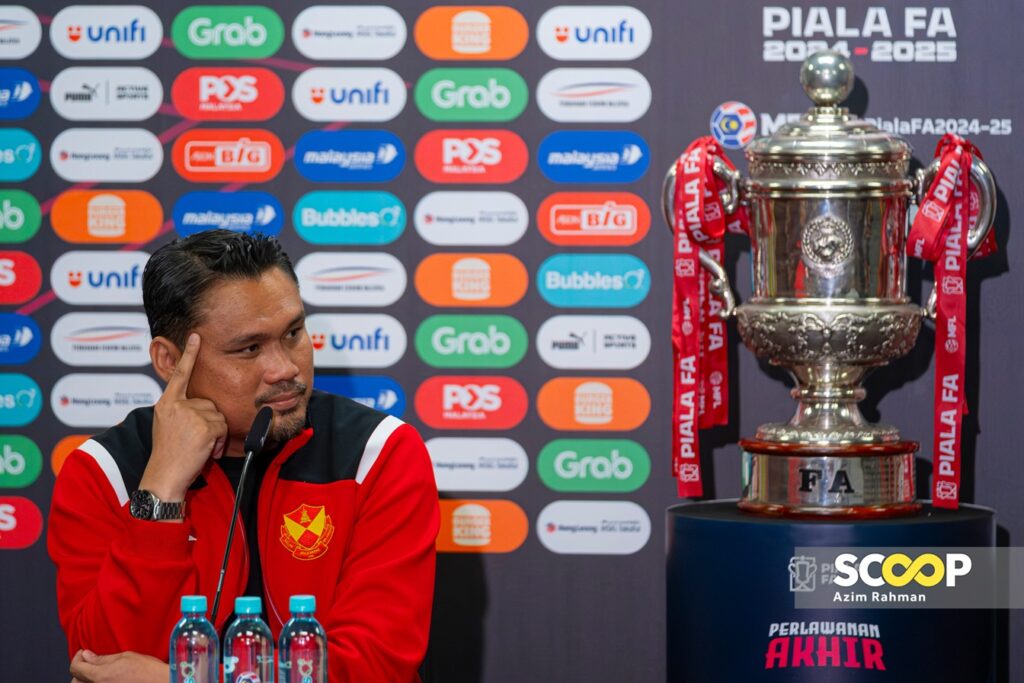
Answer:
663, 51, 997, 517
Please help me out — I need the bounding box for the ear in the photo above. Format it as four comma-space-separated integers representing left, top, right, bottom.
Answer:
150, 336, 181, 384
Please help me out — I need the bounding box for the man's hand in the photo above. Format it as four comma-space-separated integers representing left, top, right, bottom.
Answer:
139, 333, 228, 504
70, 649, 168, 683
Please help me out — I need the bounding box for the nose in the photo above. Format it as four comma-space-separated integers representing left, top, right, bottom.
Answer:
262, 341, 301, 386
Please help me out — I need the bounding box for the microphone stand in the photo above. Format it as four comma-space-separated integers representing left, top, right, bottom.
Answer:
211, 406, 273, 625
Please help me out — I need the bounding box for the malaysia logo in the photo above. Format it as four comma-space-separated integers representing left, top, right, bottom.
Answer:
710, 101, 757, 149
280, 503, 334, 560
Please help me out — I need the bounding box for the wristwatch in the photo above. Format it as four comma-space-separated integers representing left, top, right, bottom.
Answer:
129, 489, 186, 521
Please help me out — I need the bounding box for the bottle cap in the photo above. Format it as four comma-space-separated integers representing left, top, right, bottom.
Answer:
289, 594, 315, 614
181, 595, 207, 614
235, 596, 262, 615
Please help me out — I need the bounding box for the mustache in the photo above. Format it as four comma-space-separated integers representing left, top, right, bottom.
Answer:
255, 381, 308, 407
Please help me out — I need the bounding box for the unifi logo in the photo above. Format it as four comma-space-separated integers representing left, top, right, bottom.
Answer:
52, 7, 162, 60
554, 19, 637, 44
66, 19, 148, 43
51, 251, 147, 305
306, 313, 407, 368
66, 265, 141, 289
293, 68, 408, 121
537, 7, 652, 60
313, 81, 390, 105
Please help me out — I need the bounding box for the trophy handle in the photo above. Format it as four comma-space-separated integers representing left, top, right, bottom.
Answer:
916, 155, 998, 319
662, 161, 740, 318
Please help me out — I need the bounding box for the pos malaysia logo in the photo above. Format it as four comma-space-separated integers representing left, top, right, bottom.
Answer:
710, 101, 757, 149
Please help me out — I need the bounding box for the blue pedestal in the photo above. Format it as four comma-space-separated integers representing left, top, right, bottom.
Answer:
667, 501, 995, 682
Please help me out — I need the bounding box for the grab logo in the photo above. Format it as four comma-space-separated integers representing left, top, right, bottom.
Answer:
0, 496, 43, 549
415, 129, 528, 183
538, 192, 649, 246
537, 377, 650, 430
0, 251, 40, 304
415, 376, 527, 430
173, 129, 284, 183
50, 5, 162, 60
415, 253, 528, 308
172, 67, 284, 121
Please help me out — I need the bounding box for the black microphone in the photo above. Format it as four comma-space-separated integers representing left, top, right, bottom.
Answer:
211, 406, 273, 625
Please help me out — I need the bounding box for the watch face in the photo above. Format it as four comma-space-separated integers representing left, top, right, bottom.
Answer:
130, 490, 155, 520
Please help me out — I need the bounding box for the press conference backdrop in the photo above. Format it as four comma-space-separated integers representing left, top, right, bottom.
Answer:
0, 1, 1021, 681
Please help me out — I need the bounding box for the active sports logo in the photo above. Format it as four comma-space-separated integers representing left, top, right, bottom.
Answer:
0, 190, 41, 244
52, 190, 162, 243
710, 101, 757, 149
294, 191, 405, 246
415, 375, 527, 430
313, 375, 405, 417
50, 312, 151, 367
537, 315, 650, 370
0, 436, 41, 489
537, 253, 650, 308
292, 6, 407, 61
536, 68, 650, 123
51, 5, 162, 60
426, 437, 528, 493
293, 67, 406, 122
0, 496, 43, 549
172, 128, 284, 183
0, 313, 40, 365
174, 191, 283, 237
50, 67, 162, 121
415, 68, 528, 122
0, 251, 40, 304
0, 373, 41, 426
537, 439, 650, 493
415, 253, 528, 307
414, 6, 528, 61
0, 128, 40, 181
52, 128, 161, 182
414, 191, 527, 246
415, 129, 528, 184
172, 67, 284, 121
537, 500, 651, 555
294, 252, 407, 307
51, 250, 148, 306
538, 131, 648, 183
538, 192, 649, 246
437, 499, 528, 553
537, 377, 650, 430
415, 315, 527, 369
172, 6, 283, 59
0, 6, 42, 59
294, 130, 405, 183
537, 6, 652, 60
51, 373, 161, 427
306, 313, 406, 368
0, 67, 39, 119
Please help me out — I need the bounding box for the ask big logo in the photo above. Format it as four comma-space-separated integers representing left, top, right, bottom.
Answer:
415, 129, 527, 184
415, 376, 527, 429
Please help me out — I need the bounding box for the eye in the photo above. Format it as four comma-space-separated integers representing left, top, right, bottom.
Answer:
234, 343, 259, 355
286, 326, 303, 340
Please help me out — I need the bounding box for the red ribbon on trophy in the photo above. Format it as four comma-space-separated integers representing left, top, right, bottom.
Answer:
671, 137, 748, 497
906, 133, 992, 509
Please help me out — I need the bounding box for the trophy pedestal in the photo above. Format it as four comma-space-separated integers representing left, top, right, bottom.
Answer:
667, 501, 996, 682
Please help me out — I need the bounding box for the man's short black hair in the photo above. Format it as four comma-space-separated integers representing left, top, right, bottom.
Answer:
143, 229, 298, 347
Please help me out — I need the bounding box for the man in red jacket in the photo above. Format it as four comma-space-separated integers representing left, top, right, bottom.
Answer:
48, 230, 439, 683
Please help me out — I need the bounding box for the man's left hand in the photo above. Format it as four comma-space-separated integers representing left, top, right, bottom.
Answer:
69, 649, 168, 683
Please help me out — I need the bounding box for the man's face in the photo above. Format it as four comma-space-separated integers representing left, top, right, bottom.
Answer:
185, 267, 314, 453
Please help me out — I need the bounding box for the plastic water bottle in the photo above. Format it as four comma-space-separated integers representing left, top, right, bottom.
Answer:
278, 595, 327, 683
169, 595, 218, 683
223, 596, 274, 683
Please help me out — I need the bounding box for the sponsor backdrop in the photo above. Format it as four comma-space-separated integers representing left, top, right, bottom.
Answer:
0, 1, 1021, 681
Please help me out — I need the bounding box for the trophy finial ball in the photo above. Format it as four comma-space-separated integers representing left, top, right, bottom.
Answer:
800, 50, 854, 107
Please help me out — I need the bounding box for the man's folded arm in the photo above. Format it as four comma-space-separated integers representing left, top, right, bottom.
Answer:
324, 423, 440, 683
47, 449, 200, 660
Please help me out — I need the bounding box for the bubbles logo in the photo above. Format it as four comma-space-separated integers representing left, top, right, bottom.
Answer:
710, 101, 757, 149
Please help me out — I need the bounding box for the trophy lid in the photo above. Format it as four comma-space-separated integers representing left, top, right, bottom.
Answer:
745, 51, 911, 181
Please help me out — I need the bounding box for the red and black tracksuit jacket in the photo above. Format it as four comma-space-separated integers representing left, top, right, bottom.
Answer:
48, 391, 439, 683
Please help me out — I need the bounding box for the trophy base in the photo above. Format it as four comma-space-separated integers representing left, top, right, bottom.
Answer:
739, 438, 920, 519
